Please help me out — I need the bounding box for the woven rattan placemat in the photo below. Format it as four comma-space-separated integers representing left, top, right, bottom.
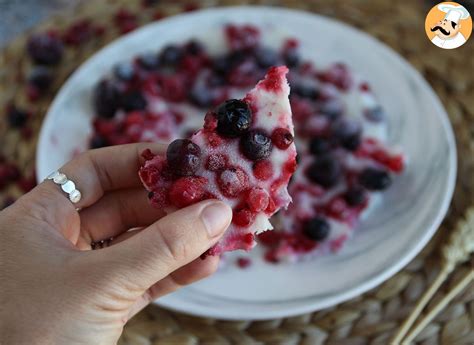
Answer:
0, 0, 473, 344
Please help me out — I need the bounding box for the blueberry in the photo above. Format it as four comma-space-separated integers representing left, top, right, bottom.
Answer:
121, 91, 147, 112
364, 106, 385, 122
215, 99, 251, 138
303, 216, 330, 241
160, 45, 183, 65
319, 99, 344, 120
331, 119, 362, 151
189, 87, 213, 108
207, 73, 226, 87
166, 139, 201, 176
113, 62, 135, 81
306, 155, 341, 188
27, 33, 63, 65
309, 137, 330, 155
7, 107, 28, 128
292, 83, 319, 99
90, 135, 108, 149
254, 47, 278, 68
344, 186, 367, 206
240, 130, 273, 161
213, 56, 232, 75
28, 66, 53, 89
359, 168, 392, 191
283, 48, 300, 68
186, 40, 204, 55
137, 52, 159, 70
93, 80, 120, 118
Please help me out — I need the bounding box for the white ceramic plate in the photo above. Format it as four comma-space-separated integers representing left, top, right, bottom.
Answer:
37, 7, 456, 320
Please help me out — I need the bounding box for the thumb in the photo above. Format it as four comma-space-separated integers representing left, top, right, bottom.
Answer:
90, 200, 232, 291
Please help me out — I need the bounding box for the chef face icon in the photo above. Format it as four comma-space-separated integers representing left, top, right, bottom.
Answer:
431, 18, 461, 39
425, 2, 472, 49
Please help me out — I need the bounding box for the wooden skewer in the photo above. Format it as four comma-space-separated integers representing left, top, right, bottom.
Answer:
391, 208, 474, 344
390, 267, 449, 344
402, 269, 474, 344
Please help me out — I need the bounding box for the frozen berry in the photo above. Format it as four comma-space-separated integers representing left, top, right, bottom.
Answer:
113, 62, 135, 81
344, 186, 367, 206
169, 176, 206, 207
306, 155, 341, 188
319, 99, 344, 120
303, 216, 330, 241
359, 168, 392, 190
246, 188, 270, 212
28, 66, 53, 89
185, 40, 204, 55
121, 91, 147, 111
225, 24, 260, 51
253, 160, 273, 181
233, 208, 255, 227
271, 128, 294, 150
217, 167, 249, 197
331, 119, 362, 151
137, 52, 159, 70
254, 47, 278, 68
90, 135, 108, 149
215, 99, 251, 138
212, 56, 232, 75
241, 130, 273, 161
166, 139, 201, 176
27, 32, 63, 65
205, 154, 228, 171
236, 257, 252, 268
189, 87, 213, 108
94, 80, 120, 118
309, 137, 330, 155
7, 107, 28, 128
160, 45, 183, 65
292, 83, 319, 99
283, 48, 300, 68
364, 106, 385, 122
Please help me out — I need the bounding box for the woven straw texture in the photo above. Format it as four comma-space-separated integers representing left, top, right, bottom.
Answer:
0, 0, 473, 344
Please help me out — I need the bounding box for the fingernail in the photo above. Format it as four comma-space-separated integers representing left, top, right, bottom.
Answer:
201, 202, 231, 238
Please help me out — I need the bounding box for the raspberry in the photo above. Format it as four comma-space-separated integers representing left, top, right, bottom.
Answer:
246, 188, 270, 212
257, 230, 282, 246
203, 112, 218, 131
217, 167, 249, 198
169, 177, 206, 207
265, 197, 277, 214
140, 166, 161, 186
225, 24, 260, 51
148, 188, 168, 208
236, 257, 252, 269
207, 132, 223, 147
62, 19, 94, 46
253, 160, 273, 181
159, 75, 187, 102
205, 154, 228, 172
233, 208, 255, 227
